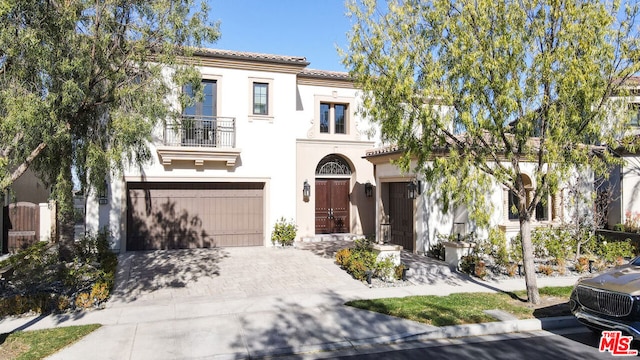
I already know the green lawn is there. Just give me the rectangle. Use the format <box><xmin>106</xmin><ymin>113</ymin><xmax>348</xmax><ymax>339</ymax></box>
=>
<box><xmin>346</xmin><ymin>286</ymin><xmax>573</xmax><ymax>327</ymax></box>
<box><xmin>0</xmin><ymin>324</ymin><xmax>101</xmax><ymax>360</ymax></box>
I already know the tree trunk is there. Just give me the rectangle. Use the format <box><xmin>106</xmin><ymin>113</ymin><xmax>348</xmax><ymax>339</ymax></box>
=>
<box><xmin>520</xmin><ymin>216</ymin><xmax>540</xmax><ymax>304</ymax></box>
<box><xmin>56</xmin><ymin>140</ymin><xmax>75</xmax><ymax>262</ymax></box>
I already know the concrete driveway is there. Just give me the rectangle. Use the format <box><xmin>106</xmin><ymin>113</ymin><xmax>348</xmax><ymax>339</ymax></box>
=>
<box><xmin>108</xmin><ymin>245</ymin><xmax>366</xmax><ymax>307</ymax></box>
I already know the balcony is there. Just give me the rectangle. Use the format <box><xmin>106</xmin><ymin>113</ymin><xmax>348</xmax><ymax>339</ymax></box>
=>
<box><xmin>156</xmin><ymin>116</ymin><xmax>241</xmax><ymax>168</ymax></box>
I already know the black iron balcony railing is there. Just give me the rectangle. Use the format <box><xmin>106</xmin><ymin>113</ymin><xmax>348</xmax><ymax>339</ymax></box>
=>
<box><xmin>164</xmin><ymin>115</ymin><xmax>236</xmax><ymax>148</ymax></box>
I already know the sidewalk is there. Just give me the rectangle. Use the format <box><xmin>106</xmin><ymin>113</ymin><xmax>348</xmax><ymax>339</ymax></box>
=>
<box><xmin>0</xmin><ymin>275</ymin><xmax>582</xmax><ymax>360</ymax></box>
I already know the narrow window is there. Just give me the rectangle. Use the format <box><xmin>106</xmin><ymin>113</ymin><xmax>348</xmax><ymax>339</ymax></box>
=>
<box><xmin>320</xmin><ymin>103</ymin><xmax>330</xmax><ymax>133</ymax></box>
<box><xmin>335</xmin><ymin>104</ymin><xmax>347</xmax><ymax>134</ymax></box>
<box><xmin>253</xmin><ymin>82</ymin><xmax>268</xmax><ymax>115</ymax></box>
<box><xmin>508</xmin><ymin>191</ymin><xmax>519</xmax><ymax>220</ymax></box>
<box><xmin>535</xmin><ymin>201</ymin><xmax>549</xmax><ymax>221</ymax></box>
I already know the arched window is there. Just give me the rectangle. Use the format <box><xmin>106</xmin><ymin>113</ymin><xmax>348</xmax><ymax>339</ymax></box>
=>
<box><xmin>507</xmin><ymin>174</ymin><xmax>550</xmax><ymax>221</ymax></box>
<box><xmin>316</xmin><ymin>155</ymin><xmax>352</xmax><ymax>175</ymax></box>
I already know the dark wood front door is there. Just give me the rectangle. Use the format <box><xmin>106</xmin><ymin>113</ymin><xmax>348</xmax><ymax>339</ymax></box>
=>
<box><xmin>389</xmin><ymin>182</ymin><xmax>414</xmax><ymax>251</ymax></box>
<box><xmin>315</xmin><ymin>179</ymin><xmax>350</xmax><ymax>234</ymax></box>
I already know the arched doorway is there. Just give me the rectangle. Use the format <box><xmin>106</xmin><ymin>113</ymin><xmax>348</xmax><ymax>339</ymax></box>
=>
<box><xmin>315</xmin><ymin>155</ymin><xmax>352</xmax><ymax>234</ymax></box>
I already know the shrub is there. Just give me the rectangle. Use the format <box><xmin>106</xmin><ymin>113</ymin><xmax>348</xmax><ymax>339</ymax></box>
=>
<box><xmin>347</xmin><ymin>258</ymin><xmax>368</xmax><ymax>281</ymax></box>
<box><xmin>477</xmin><ymin>227</ymin><xmax>509</xmax><ymax>267</ymax></box>
<box><xmin>374</xmin><ymin>257</ymin><xmax>395</xmax><ymax>281</ymax></box>
<box><xmin>271</xmin><ymin>217</ymin><xmax>297</xmax><ymax>246</ymax></box>
<box><xmin>0</xmin><ymin>229</ymin><xmax>118</xmax><ymax>316</ymax></box>
<box><xmin>335</xmin><ymin>248</ymin><xmax>352</xmax><ymax>268</ymax></box>
<box><xmin>540</xmin><ymin>227</ymin><xmax>574</xmax><ymax>261</ymax></box>
<box><xmin>459</xmin><ymin>254</ymin><xmax>479</xmax><ymax>275</ymax></box>
<box><xmin>538</xmin><ymin>264</ymin><xmax>554</xmax><ymax>276</ymax></box>
<box><xmin>428</xmin><ymin>242</ymin><xmax>445</xmax><ymax>260</ymax></box>
<box><xmin>335</xmin><ymin>242</ymin><xmax>377</xmax><ymax>281</ymax></box>
<box><xmin>474</xmin><ymin>260</ymin><xmax>487</xmax><ymax>278</ymax></box>
<box><xmin>354</xmin><ymin>237</ymin><xmax>374</xmax><ymax>251</ymax></box>
<box><xmin>335</xmin><ymin>240</ymin><xmax>408</xmax><ymax>283</ymax></box>
<box><xmin>625</xmin><ymin>211</ymin><xmax>640</xmax><ymax>233</ymax></box>
<box><xmin>576</xmin><ymin>256</ymin><xmax>590</xmax><ymax>273</ymax></box>
<box><xmin>506</xmin><ymin>262</ymin><xmax>518</xmax><ymax>277</ymax></box>
<box><xmin>90</xmin><ymin>282</ymin><xmax>110</xmax><ymax>305</ymax></box>
<box><xmin>613</xmin><ymin>223</ymin><xmax>625</xmax><ymax>232</ymax></box>
<box><xmin>75</xmin><ymin>292</ymin><xmax>93</xmax><ymax>309</ymax></box>
<box><xmin>394</xmin><ymin>264</ymin><xmax>408</xmax><ymax>280</ymax></box>
<box><xmin>596</xmin><ymin>239</ymin><xmax>634</xmax><ymax>264</ymax></box>
<box><xmin>508</xmin><ymin>236</ymin><xmax>523</xmax><ymax>264</ymax></box>
<box><xmin>555</xmin><ymin>258</ymin><xmax>567</xmax><ymax>276</ymax></box>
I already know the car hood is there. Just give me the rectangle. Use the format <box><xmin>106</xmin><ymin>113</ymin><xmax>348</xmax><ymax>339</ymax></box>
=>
<box><xmin>579</xmin><ymin>264</ymin><xmax>640</xmax><ymax>295</ymax></box>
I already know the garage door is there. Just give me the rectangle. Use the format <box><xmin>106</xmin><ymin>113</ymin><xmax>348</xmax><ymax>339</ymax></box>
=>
<box><xmin>126</xmin><ymin>182</ymin><xmax>264</xmax><ymax>250</ymax></box>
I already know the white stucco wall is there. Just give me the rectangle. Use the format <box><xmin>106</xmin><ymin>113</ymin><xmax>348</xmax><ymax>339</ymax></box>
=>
<box><xmin>371</xmin><ymin>158</ymin><xmax>594</xmax><ymax>254</ymax></box>
<box><xmin>85</xmin><ymin>59</ymin><xmax>380</xmax><ymax>251</ymax></box>
<box><xmin>622</xmin><ymin>155</ymin><xmax>640</xmax><ymax>224</ymax></box>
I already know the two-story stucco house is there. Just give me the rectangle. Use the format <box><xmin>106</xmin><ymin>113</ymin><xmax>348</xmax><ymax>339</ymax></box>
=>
<box><xmin>83</xmin><ymin>49</ymin><xmax>379</xmax><ymax>252</ymax></box>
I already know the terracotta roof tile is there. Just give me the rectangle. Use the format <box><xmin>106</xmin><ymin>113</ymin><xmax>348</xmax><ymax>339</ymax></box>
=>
<box><xmin>365</xmin><ymin>145</ymin><xmax>401</xmax><ymax>157</ymax></box>
<box><xmin>299</xmin><ymin>68</ymin><xmax>351</xmax><ymax>80</ymax></box>
<box><xmin>193</xmin><ymin>48</ymin><xmax>309</xmax><ymax>65</ymax></box>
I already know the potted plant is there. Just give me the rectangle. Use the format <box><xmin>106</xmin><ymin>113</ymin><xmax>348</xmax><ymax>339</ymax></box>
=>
<box><xmin>271</xmin><ymin>217</ymin><xmax>297</xmax><ymax>247</ymax></box>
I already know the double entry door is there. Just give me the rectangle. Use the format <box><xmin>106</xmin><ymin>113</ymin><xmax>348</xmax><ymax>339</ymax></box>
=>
<box><xmin>315</xmin><ymin>179</ymin><xmax>350</xmax><ymax>234</ymax></box>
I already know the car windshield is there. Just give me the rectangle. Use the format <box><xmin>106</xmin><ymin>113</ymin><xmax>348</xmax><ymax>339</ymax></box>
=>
<box><xmin>632</xmin><ymin>257</ymin><xmax>640</xmax><ymax>266</ymax></box>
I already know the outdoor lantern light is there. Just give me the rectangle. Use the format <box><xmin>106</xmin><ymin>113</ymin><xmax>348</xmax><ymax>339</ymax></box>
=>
<box><xmin>303</xmin><ymin>180</ymin><xmax>311</xmax><ymax>199</ymax></box>
<box><xmin>407</xmin><ymin>180</ymin><xmax>421</xmax><ymax>199</ymax></box>
<box><xmin>364</xmin><ymin>182</ymin><xmax>373</xmax><ymax>198</ymax></box>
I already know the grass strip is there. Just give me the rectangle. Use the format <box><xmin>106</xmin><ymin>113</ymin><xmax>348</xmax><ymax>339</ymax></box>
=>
<box><xmin>346</xmin><ymin>286</ymin><xmax>573</xmax><ymax>327</ymax></box>
<box><xmin>0</xmin><ymin>324</ymin><xmax>101</xmax><ymax>360</ymax></box>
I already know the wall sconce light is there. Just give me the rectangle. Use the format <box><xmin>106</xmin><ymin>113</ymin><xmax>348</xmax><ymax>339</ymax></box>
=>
<box><xmin>407</xmin><ymin>179</ymin><xmax>421</xmax><ymax>200</ymax></box>
<box><xmin>98</xmin><ymin>181</ymin><xmax>108</xmax><ymax>205</ymax></box>
<box><xmin>303</xmin><ymin>180</ymin><xmax>311</xmax><ymax>201</ymax></box>
<box><xmin>364</xmin><ymin>182</ymin><xmax>373</xmax><ymax>198</ymax></box>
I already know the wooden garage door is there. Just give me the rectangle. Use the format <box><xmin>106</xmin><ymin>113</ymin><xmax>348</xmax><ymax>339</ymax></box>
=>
<box><xmin>126</xmin><ymin>182</ymin><xmax>264</xmax><ymax>250</ymax></box>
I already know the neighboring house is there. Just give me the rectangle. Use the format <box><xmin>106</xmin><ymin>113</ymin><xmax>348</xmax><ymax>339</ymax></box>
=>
<box><xmin>1</xmin><ymin>168</ymin><xmax>53</xmax><ymax>253</ymax></box>
<box><xmin>84</xmin><ymin>49</ymin><xmax>379</xmax><ymax>252</ymax></box>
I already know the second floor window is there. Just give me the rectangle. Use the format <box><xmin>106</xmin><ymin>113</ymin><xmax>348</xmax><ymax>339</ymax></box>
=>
<box><xmin>184</xmin><ymin>80</ymin><xmax>217</xmax><ymax>118</ymax></box>
<box><xmin>253</xmin><ymin>82</ymin><xmax>268</xmax><ymax>115</ymax></box>
<box><xmin>320</xmin><ymin>102</ymin><xmax>348</xmax><ymax>134</ymax></box>
<box><xmin>182</xmin><ymin>80</ymin><xmax>217</xmax><ymax>145</ymax></box>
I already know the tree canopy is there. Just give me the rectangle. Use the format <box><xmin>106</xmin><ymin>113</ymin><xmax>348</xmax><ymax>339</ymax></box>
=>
<box><xmin>0</xmin><ymin>0</ymin><xmax>219</xmax><ymax>252</ymax></box>
<box><xmin>344</xmin><ymin>0</ymin><xmax>640</xmax><ymax>303</ymax></box>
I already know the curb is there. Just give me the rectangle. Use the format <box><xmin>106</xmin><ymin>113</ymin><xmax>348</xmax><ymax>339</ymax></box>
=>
<box><xmin>406</xmin><ymin>315</ymin><xmax>580</xmax><ymax>342</ymax></box>
<box><xmin>247</xmin><ymin>316</ymin><xmax>582</xmax><ymax>359</ymax></box>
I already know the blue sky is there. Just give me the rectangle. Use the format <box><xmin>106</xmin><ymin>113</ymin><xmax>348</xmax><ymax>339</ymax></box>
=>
<box><xmin>207</xmin><ymin>1</ymin><xmax>352</xmax><ymax>72</ymax></box>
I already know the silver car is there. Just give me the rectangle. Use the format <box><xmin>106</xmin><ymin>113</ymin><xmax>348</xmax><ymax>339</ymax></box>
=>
<box><xmin>570</xmin><ymin>257</ymin><xmax>640</xmax><ymax>338</ymax></box>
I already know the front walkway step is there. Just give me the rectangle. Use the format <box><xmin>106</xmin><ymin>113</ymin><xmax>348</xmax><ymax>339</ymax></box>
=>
<box><xmin>299</xmin><ymin>234</ymin><xmax>365</xmax><ymax>243</ymax></box>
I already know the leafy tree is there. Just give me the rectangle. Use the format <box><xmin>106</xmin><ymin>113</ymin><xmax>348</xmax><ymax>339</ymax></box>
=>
<box><xmin>0</xmin><ymin>1</ymin><xmax>219</xmax><ymax>259</ymax></box>
<box><xmin>344</xmin><ymin>0</ymin><xmax>639</xmax><ymax>303</ymax></box>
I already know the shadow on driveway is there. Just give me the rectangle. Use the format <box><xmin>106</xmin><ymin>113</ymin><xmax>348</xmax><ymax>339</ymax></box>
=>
<box><xmin>110</xmin><ymin>248</ymin><xmax>229</xmax><ymax>304</ymax></box>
